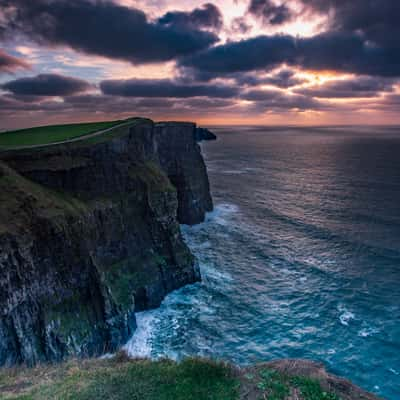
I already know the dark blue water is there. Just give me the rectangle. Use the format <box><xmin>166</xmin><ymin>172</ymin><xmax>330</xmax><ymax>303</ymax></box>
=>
<box><xmin>126</xmin><ymin>126</ymin><xmax>400</xmax><ymax>399</ymax></box>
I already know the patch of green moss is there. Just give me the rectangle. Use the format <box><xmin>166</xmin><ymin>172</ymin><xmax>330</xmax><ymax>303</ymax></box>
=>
<box><xmin>96</xmin><ymin>253</ymin><xmax>167</xmax><ymax>312</ymax></box>
<box><xmin>0</xmin><ymin>163</ymin><xmax>87</xmax><ymax>235</ymax></box>
<box><xmin>43</xmin><ymin>291</ymin><xmax>97</xmax><ymax>349</ymax></box>
<box><xmin>129</xmin><ymin>161</ymin><xmax>175</xmax><ymax>193</ymax></box>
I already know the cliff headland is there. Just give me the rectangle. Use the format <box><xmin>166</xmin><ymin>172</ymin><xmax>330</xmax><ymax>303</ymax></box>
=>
<box><xmin>0</xmin><ymin>118</ymin><xmax>212</xmax><ymax>366</ymax></box>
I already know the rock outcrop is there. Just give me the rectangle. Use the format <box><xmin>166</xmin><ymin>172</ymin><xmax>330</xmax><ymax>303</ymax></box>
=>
<box><xmin>0</xmin><ymin>118</ymin><xmax>213</xmax><ymax>366</ymax></box>
<box><xmin>155</xmin><ymin>122</ymin><xmax>213</xmax><ymax>225</ymax></box>
<box><xmin>195</xmin><ymin>127</ymin><xmax>217</xmax><ymax>142</ymax></box>
<box><xmin>240</xmin><ymin>359</ymin><xmax>381</xmax><ymax>400</ymax></box>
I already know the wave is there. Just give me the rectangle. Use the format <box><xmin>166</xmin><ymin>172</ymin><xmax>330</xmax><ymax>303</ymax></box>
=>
<box><xmin>124</xmin><ymin>257</ymin><xmax>234</xmax><ymax>360</ymax></box>
<box><xmin>182</xmin><ymin>203</ymin><xmax>239</xmax><ymax>232</ymax></box>
<box><xmin>124</xmin><ymin>311</ymin><xmax>158</xmax><ymax>358</ymax></box>
<box><xmin>338</xmin><ymin>304</ymin><xmax>356</xmax><ymax>326</ymax></box>
<box><xmin>357</xmin><ymin>327</ymin><xmax>380</xmax><ymax>338</ymax></box>
<box><xmin>257</xmin><ymin>206</ymin><xmax>400</xmax><ymax>262</ymax></box>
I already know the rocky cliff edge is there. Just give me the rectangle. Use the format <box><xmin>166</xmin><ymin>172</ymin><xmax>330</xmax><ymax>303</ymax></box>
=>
<box><xmin>0</xmin><ymin>118</ymin><xmax>213</xmax><ymax>366</ymax></box>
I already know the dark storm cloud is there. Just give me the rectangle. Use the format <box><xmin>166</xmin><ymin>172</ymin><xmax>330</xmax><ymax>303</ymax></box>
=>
<box><xmin>182</xmin><ymin>97</ymin><xmax>235</xmax><ymax>109</ymax></box>
<box><xmin>300</xmin><ymin>0</ymin><xmax>400</xmax><ymax>48</ymax></box>
<box><xmin>181</xmin><ymin>31</ymin><xmax>400</xmax><ymax>77</ymax></box>
<box><xmin>158</xmin><ymin>3</ymin><xmax>223</xmax><ymax>31</ymax></box>
<box><xmin>0</xmin><ymin>0</ymin><xmax>218</xmax><ymax>64</ymax></box>
<box><xmin>236</xmin><ymin>69</ymin><xmax>307</xmax><ymax>88</ymax></box>
<box><xmin>64</xmin><ymin>94</ymin><xmax>237</xmax><ymax>114</ymax></box>
<box><xmin>295</xmin><ymin>77</ymin><xmax>396</xmax><ymax>99</ymax></box>
<box><xmin>231</xmin><ymin>17</ymin><xmax>251</xmax><ymax>34</ymax></box>
<box><xmin>63</xmin><ymin>94</ymin><xmax>176</xmax><ymax>114</ymax></box>
<box><xmin>0</xmin><ymin>93</ymin><xmax>238</xmax><ymax>122</ymax></box>
<box><xmin>181</xmin><ymin>35</ymin><xmax>297</xmax><ymax>74</ymax></box>
<box><xmin>0</xmin><ymin>94</ymin><xmax>65</xmax><ymax>113</ymax></box>
<box><xmin>2</xmin><ymin>74</ymin><xmax>91</xmax><ymax>96</ymax></box>
<box><xmin>0</xmin><ymin>50</ymin><xmax>30</xmax><ymax>73</ymax></box>
<box><xmin>298</xmin><ymin>0</ymin><xmax>400</xmax><ymax>73</ymax></box>
<box><xmin>180</xmin><ymin>0</ymin><xmax>400</xmax><ymax>79</ymax></box>
<box><xmin>100</xmin><ymin>79</ymin><xmax>239</xmax><ymax>98</ymax></box>
<box><xmin>248</xmin><ymin>0</ymin><xmax>292</xmax><ymax>25</ymax></box>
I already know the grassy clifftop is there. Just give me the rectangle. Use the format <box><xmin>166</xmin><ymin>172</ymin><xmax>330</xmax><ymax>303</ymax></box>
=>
<box><xmin>0</xmin><ymin>117</ymin><xmax>152</xmax><ymax>150</ymax></box>
<box><xmin>0</xmin><ymin>356</ymin><xmax>379</xmax><ymax>400</ymax></box>
<box><xmin>0</xmin><ymin>120</ymin><xmax>122</xmax><ymax>148</ymax></box>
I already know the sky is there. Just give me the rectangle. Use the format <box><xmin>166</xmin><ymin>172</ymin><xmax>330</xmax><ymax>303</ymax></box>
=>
<box><xmin>0</xmin><ymin>0</ymin><xmax>400</xmax><ymax>129</ymax></box>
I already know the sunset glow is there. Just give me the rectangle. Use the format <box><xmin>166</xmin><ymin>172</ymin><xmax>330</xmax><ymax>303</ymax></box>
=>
<box><xmin>0</xmin><ymin>0</ymin><xmax>399</xmax><ymax>129</ymax></box>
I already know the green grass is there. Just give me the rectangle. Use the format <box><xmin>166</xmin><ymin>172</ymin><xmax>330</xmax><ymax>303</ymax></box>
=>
<box><xmin>0</xmin><ymin>358</ymin><xmax>239</xmax><ymax>400</ymax></box>
<box><xmin>0</xmin><ymin>357</ymin><xmax>358</xmax><ymax>400</ymax></box>
<box><xmin>291</xmin><ymin>376</ymin><xmax>340</xmax><ymax>400</ymax></box>
<box><xmin>255</xmin><ymin>368</ymin><xmax>341</xmax><ymax>400</ymax></box>
<box><xmin>0</xmin><ymin>120</ymin><xmax>123</xmax><ymax>148</ymax></box>
<box><xmin>256</xmin><ymin>369</ymin><xmax>290</xmax><ymax>399</ymax></box>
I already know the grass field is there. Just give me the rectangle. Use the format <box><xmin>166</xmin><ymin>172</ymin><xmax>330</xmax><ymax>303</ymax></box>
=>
<box><xmin>0</xmin><ymin>356</ymin><xmax>349</xmax><ymax>400</ymax></box>
<box><xmin>0</xmin><ymin>120</ymin><xmax>122</xmax><ymax>148</ymax></box>
<box><xmin>0</xmin><ymin>357</ymin><xmax>239</xmax><ymax>400</ymax></box>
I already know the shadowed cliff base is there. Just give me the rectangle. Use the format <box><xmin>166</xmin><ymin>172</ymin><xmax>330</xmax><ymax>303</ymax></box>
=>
<box><xmin>0</xmin><ymin>118</ymin><xmax>212</xmax><ymax>366</ymax></box>
<box><xmin>0</xmin><ymin>356</ymin><xmax>381</xmax><ymax>400</ymax></box>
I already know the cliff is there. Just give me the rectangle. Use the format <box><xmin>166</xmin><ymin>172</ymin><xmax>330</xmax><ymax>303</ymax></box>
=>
<box><xmin>0</xmin><ymin>118</ymin><xmax>213</xmax><ymax>366</ymax></box>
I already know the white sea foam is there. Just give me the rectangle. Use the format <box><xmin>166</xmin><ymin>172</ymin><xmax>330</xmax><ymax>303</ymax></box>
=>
<box><xmin>221</xmin><ymin>169</ymin><xmax>246</xmax><ymax>175</ymax></box>
<box><xmin>182</xmin><ymin>203</ymin><xmax>239</xmax><ymax>232</ymax></box>
<box><xmin>338</xmin><ymin>304</ymin><xmax>355</xmax><ymax>326</ymax></box>
<box><xmin>201</xmin><ymin>263</ymin><xmax>233</xmax><ymax>283</ymax></box>
<box><xmin>208</xmin><ymin>203</ymin><xmax>239</xmax><ymax>225</ymax></box>
<box><xmin>389</xmin><ymin>368</ymin><xmax>399</xmax><ymax>375</ymax></box>
<box><xmin>124</xmin><ymin>311</ymin><xmax>158</xmax><ymax>358</ymax></box>
<box><xmin>100</xmin><ymin>353</ymin><xmax>114</xmax><ymax>359</ymax></box>
<box><xmin>358</xmin><ymin>327</ymin><xmax>379</xmax><ymax>337</ymax></box>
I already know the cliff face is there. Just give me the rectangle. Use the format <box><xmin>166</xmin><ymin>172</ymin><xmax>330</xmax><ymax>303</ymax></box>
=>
<box><xmin>0</xmin><ymin>119</ymin><xmax>213</xmax><ymax>366</ymax></box>
<box><xmin>155</xmin><ymin>122</ymin><xmax>213</xmax><ymax>225</ymax></box>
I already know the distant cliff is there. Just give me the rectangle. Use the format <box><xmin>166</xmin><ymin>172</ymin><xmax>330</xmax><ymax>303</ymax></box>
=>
<box><xmin>0</xmin><ymin>118</ymin><xmax>213</xmax><ymax>366</ymax></box>
<box><xmin>195</xmin><ymin>127</ymin><xmax>217</xmax><ymax>142</ymax></box>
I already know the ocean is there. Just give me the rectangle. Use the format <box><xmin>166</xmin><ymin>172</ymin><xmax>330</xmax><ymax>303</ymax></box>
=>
<box><xmin>125</xmin><ymin>126</ymin><xmax>400</xmax><ymax>399</ymax></box>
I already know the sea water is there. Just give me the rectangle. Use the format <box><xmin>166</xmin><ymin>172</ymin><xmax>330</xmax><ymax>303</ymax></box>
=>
<box><xmin>125</xmin><ymin>126</ymin><xmax>400</xmax><ymax>399</ymax></box>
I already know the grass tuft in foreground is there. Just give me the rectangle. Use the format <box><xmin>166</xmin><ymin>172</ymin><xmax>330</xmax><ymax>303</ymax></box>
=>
<box><xmin>0</xmin><ymin>355</ymin><xmax>356</xmax><ymax>400</ymax></box>
<box><xmin>0</xmin><ymin>357</ymin><xmax>239</xmax><ymax>400</ymax></box>
<box><xmin>254</xmin><ymin>368</ymin><xmax>340</xmax><ymax>400</ymax></box>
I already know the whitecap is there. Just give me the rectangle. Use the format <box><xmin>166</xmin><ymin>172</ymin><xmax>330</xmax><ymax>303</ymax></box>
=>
<box><xmin>221</xmin><ymin>170</ymin><xmax>246</xmax><ymax>175</ymax></box>
<box><xmin>338</xmin><ymin>304</ymin><xmax>355</xmax><ymax>326</ymax></box>
<box><xmin>201</xmin><ymin>264</ymin><xmax>234</xmax><ymax>283</ymax></box>
<box><xmin>389</xmin><ymin>368</ymin><xmax>399</xmax><ymax>375</ymax></box>
<box><xmin>358</xmin><ymin>327</ymin><xmax>379</xmax><ymax>337</ymax></box>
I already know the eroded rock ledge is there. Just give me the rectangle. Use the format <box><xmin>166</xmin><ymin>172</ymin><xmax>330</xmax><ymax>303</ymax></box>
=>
<box><xmin>0</xmin><ymin>118</ymin><xmax>213</xmax><ymax>366</ymax></box>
